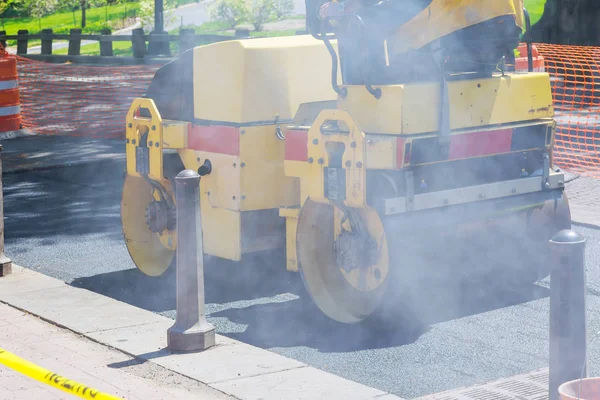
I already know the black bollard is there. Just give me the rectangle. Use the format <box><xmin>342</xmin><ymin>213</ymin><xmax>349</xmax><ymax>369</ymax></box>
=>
<box><xmin>0</xmin><ymin>145</ymin><xmax>12</xmax><ymax>277</ymax></box>
<box><xmin>167</xmin><ymin>169</ymin><xmax>215</xmax><ymax>351</ymax></box>
<box><xmin>548</xmin><ymin>229</ymin><xmax>588</xmax><ymax>400</ymax></box>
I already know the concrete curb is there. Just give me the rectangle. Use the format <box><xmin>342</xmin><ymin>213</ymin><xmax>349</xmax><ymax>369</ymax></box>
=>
<box><xmin>573</xmin><ymin>221</ymin><xmax>600</xmax><ymax>230</ymax></box>
<box><xmin>0</xmin><ymin>265</ymin><xmax>403</xmax><ymax>400</ymax></box>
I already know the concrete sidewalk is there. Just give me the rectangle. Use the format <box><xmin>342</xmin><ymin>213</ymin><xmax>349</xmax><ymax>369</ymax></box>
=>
<box><xmin>0</xmin><ymin>302</ymin><xmax>235</xmax><ymax>400</ymax></box>
<box><xmin>0</xmin><ymin>265</ymin><xmax>564</xmax><ymax>400</ymax></box>
<box><xmin>564</xmin><ymin>173</ymin><xmax>600</xmax><ymax>229</ymax></box>
<box><xmin>0</xmin><ymin>265</ymin><xmax>401</xmax><ymax>400</ymax></box>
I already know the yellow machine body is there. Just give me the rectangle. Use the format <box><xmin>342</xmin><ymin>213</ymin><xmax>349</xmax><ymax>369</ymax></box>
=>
<box><xmin>123</xmin><ymin>35</ymin><xmax>338</xmax><ymax>268</ymax></box>
<box><xmin>121</xmin><ymin>0</ymin><xmax>571</xmax><ymax>324</ymax></box>
<box><xmin>388</xmin><ymin>0</ymin><xmax>525</xmax><ymax>55</ymax></box>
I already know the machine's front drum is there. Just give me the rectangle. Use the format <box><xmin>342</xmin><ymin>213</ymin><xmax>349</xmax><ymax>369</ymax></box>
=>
<box><xmin>121</xmin><ymin>174</ymin><xmax>176</xmax><ymax>277</ymax></box>
<box><xmin>296</xmin><ymin>199</ymin><xmax>390</xmax><ymax>324</ymax></box>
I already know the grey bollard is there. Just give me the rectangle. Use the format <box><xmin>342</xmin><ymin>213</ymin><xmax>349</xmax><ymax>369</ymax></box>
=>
<box><xmin>0</xmin><ymin>144</ymin><xmax>12</xmax><ymax>277</ymax></box>
<box><xmin>549</xmin><ymin>229</ymin><xmax>587</xmax><ymax>400</ymax></box>
<box><xmin>167</xmin><ymin>169</ymin><xmax>215</xmax><ymax>351</ymax></box>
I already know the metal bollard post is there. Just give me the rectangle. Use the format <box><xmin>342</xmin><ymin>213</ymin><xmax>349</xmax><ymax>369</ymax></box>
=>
<box><xmin>548</xmin><ymin>229</ymin><xmax>587</xmax><ymax>400</ymax></box>
<box><xmin>167</xmin><ymin>169</ymin><xmax>215</xmax><ymax>351</ymax></box>
<box><xmin>0</xmin><ymin>144</ymin><xmax>12</xmax><ymax>277</ymax></box>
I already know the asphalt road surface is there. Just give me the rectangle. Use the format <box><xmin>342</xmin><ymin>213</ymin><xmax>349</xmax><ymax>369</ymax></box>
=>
<box><xmin>4</xmin><ymin>159</ymin><xmax>600</xmax><ymax>399</ymax></box>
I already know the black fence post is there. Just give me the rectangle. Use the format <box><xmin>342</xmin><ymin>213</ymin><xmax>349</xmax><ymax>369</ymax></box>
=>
<box><xmin>178</xmin><ymin>28</ymin><xmax>195</xmax><ymax>54</ymax></box>
<box><xmin>131</xmin><ymin>27</ymin><xmax>146</xmax><ymax>59</ymax></box>
<box><xmin>167</xmin><ymin>169</ymin><xmax>215</xmax><ymax>352</ymax></box>
<box><xmin>235</xmin><ymin>28</ymin><xmax>250</xmax><ymax>38</ymax></box>
<box><xmin>548</xmin><ymin>229</ymin><xmax>588</xmax><ymax>400</ymax></box>
<box><xmin>100</xmin><ymin>28</ymin><xmax>113</xmax><ymax>57</ymax></box>
<box><xmin>68</xmin><ymin>28</ymin><xmax>82</xmax><ymax>56</ymax></box>
<box><xmin>40</xmin><ymin>28</ymin><xmax>53</xmax><ymax>55</ymax></box>
<box><xmin>16</xmin><ymin>30</ymin><xmax>28</xmax><ymax>55</ymax></box>
<box><xmin>0</xmin><ymin>145</ymin><xmax>12</xmax><ymax>277</ymax></box>
<box><xmin>0</xmin><ymin>31</ymin><xmax>6</xmax><ymax>50</ymax></box>
<box><xmin>148</xmin><ymin>31</ymin><xmax>171</xmax><ymax>57</ymax></box>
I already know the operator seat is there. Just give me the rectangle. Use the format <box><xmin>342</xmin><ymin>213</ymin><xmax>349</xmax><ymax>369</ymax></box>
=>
<box><xmin>334</xmin><ymin>0</ymin><xmax>525</xmax><ymax>85</ymax></box>
<box><xmin>337</xmin><ymin>0</ymin><xmax>433</xmax><ymax>85</ymax></box>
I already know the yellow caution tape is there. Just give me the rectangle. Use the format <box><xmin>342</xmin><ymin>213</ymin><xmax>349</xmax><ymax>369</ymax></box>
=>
<box><xmin>0</xmin><ymin>347</ymin><xmax>123</xmax><ymax>400</ymax></box>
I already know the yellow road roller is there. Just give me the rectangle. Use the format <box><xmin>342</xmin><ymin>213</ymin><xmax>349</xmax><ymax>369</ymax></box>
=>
<box><xmin>121</xmin><ymin>0</ymin><xmax>571</xmax><ymax>325</ymax></box>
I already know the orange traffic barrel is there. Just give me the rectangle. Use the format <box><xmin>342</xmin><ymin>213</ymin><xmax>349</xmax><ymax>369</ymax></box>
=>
<box><xmin>559</xmin><ymin>377</ymin><xmax>600</xmax><ymax>400</ymax></box>
<box><xmin>515</xmin><ymin>43</ymin><xmax>545</xmax><ymax>73</ymax></box>
<box><xmin>0</xmin><ymin>54</ymin><xmax>21</xmax><ymax>132</ymax></box>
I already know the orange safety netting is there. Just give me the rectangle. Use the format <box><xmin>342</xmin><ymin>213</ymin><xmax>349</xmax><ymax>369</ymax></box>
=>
<box><xmin>535</xmin><ymin>43</ymin><xmax>600</xmax><ymax>178</ymax></box>
<box><xmin>8</xmin><ymin>43</ymin><xmax>600</xmax><ymax>178</ymax></box>
<box><xmin>15</xmin><ymin>55</ymin><xmax>161</xmax><ymax>139</ymax></box>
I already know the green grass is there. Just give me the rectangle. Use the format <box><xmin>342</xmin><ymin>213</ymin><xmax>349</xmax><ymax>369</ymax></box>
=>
<box><xmin>1</xmin><ymin>2</ymin><xmax>140</xmax><ymax>34</ymax></box>
<box><xmin>524</xmin><ymin>0</ymin><xmax>546</xmax><ymax>26</ymax></box>
<box><xmin>54</xmin><ymin>40</ymin><xmax>134</xmax><ymax>56</ymax></box>
<box><xmin>250</xmin><ymin>29</ymin><xmax>299</xmax><ymax>37</ymax></box>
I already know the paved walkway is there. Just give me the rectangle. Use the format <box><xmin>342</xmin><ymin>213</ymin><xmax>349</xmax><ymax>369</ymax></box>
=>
<box><xmin>564</xmin><ymin>174</ymin><xmax>600</xmax><ymax>228</ymax></box>
<box><xmin>0</xmin><ymin>265</ymin><xmax>401</xmax><ymax>400</ymax></box>
<box><xmin>0</xmin><ymin>302</ymin><xmax>234</xmax><ymax>400</ymax></box>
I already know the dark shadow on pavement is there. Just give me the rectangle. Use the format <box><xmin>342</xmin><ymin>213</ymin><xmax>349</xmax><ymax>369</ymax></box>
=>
<box><xmin>3</xmin><ymin>160</ymin><xmax>126</xmax><ymax>240</ymax></box>
<box><xmin>69</xmin><ymin>250</ymin><xmax>302</xmax><ymax>313</ymax></box>
<box><xmin>107</xmin><ymin>349</ymin><xmax>174</xmax><ymax>369</ymax></box>
<box><xmin>73</xmin><ymin>245</ymin><xmax>549</xmax><ymax>353</ymax></box>
<box><xmin>211</xmin><ymin>278</ymin><xmax>549</xmax><ymax>353</ymax></box>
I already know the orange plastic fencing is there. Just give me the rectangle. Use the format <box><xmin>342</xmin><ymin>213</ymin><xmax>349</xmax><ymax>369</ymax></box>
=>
<box><xmin>8</xmin><ymin>43</ymin><xmax>600</xmax><ymax>178</ymax></box>
<box><xmin>536</xmin><ymin>43</ymin><xmax>600</xmax><ymax>178</ymax></box>
<box><xmin>15</xmin><ymin>55</ymin><xmax>161</xmax><ymax>139</ymax></box>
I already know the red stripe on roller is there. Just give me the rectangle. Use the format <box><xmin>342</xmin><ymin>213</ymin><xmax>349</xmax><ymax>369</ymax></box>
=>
<box><xmin>285</xmin><ymin>130</ymin><xmax>308</xmax><ymax>161</ymax></box>
<box><xmin>449</xmin><ymin>129</ymin><xmax>513</xmax><ymax>160</ymax></box>
<box><xmin>396</xmin><ymin>137</ymin><xmax>405</xmax><ymax>167</ymax></box>
<box><xmin>188</xmin><ymin>125</ymin><xmax>240</xmax><ymax>156</ymax></box>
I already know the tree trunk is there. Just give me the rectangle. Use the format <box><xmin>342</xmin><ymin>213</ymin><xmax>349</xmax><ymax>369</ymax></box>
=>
<box><xmin>81</xmin><ymin>0</ymin><xmax>87</xmax><ymax>28</ymax></box>
<box><xmin>530</xmin><ymin>0</ymin><xmax>600</xmax><ymax>46</ymax></box>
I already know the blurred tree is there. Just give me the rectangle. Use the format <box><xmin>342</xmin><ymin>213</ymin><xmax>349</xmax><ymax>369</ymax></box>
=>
<box><xmin>530</xmin><ymin>0</ymin><xmax>600</xmax><ymax>45</ymax></box>
<box><xmin>247</xmin><ymin>0</ymin><xmax>275</xmax><ymax>31</ymax></box>
<box><xmin>0</xmin><ymin>1</ymin><xmax>8</xmax><ymax>29</ymax></box>
<box><xmin>22</xmin><ymin>0</ymin><xmax>58</xmax><ymax>29</ymax></box>
<box><xmin>208</xmin><ymin>0</ymin><xmax>248</xmax><ymax>29</ymax></box>
<box><xmin>273</xmin><ymin>0</ymin><xmax>293</xmax><ymax>19</ymax></box>
<box><xmin>139</xmin><ymin>0</ymin><xmax>176</xmax><ymax>31</ymax></box>
<box><xmin>56</xmin><ymin>0</ymin><xmax>79</xmax><ymax>26</ymax></box>
<box><xmin>80</xmin><ymin>0</ymin><xmax>86</xmax><ymax>27</ymax></box>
